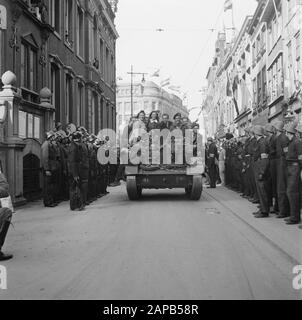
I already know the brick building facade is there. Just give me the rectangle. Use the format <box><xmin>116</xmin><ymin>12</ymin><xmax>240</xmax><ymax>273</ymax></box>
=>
<box><xmin>0</xmin><ymin>0</ymin><xmax>118</xmax><ymax>204</ymax></box>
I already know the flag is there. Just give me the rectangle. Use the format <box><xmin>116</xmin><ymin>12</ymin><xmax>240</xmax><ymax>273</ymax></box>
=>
<box><xmin>160</xmin><ymin>77</ymin><xmax>171</xmax><ymax>87</ymax></box>
<box><xmin>168</xmin><ymin>85</ymin><xmax>181</xmax><ymax>93</ymax></box>
<box><xmin>151</xmin><ymin>68</ymin><xmax>160</xmax><ymax>77</ymax></box>
<box><xmin>226</xmin><ymin>73</ymin><xmax>233</xmax><ymax>97</ymax></box>
<box><xmin>224</xmin><ymin>0</ymin><xmax>233</xmax><ymax>12</ymax></box>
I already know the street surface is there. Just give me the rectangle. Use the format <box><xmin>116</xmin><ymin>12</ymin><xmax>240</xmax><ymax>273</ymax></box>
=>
<box><xmin>0</xmin><ymin>185</ymin><xmax>301</xmax><ymax>300</ymax></box>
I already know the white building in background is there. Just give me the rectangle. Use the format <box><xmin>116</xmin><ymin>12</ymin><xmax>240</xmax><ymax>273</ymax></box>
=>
<box><xmin>116</xmin><ymin>81</ymin><xmax>189</xmax><ymax>128</ymax></box>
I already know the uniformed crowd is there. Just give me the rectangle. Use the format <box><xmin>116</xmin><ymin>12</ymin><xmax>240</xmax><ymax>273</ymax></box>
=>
<box><xmin>206</xmin><ymin>121</ymin><xmax>302</xmax><ymax>229</ymax></box>
<box><xmin>41</xmin><ymin>124</ymin><xmax>115</xmax><ymax>212</ymax></box>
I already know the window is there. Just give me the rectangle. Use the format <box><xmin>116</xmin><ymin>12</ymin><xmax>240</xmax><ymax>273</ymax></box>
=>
<box><xmin>262</xmin><ymin>67</ymin><xmax>267</xmax><ymax>104</ymax></box>
<box><xmin>268</xmin><ymin>55</ymin><xmax>284</xmax><ymax>104</ymax></box>
<box><xmin>93</xmin><ymin>17</ymin><xmax>98</xmax><ymax>63</ymax></box>
<box><xmin>77</xmin><ymin>5</ymin><xmax>84</xmax><ymax>57</ymax></box>
<box><xmin>77</xmin><ymin>83</ymin><xmax>84</xmax><ymax>126</ymax></box>
<box><xmin>91</xmin><ymin>92</ymin><xmax>96</xmax><ymax>134</ymax></box>
<box><xmin>50</xmin><ymin>0</ymin><xmax>60</xmax><ymax>34</ymax></box>
<box><xmin>99</xmin><ymin>39</ymin><xmax>104</xmax><ymax>76</ymax></box>
<box><xmin>18</xmin><ymin>111</ymin><xmax>41</xmax><ymax>140</ymax></box>
<box><xmin>65</xmin><ymin>74</ymin><xmax>73</xmax><ymax>124</ymax></box>
<box><xmin>64</xmin><ymin>0</ymin><xmax>73</xmax><ymax>46</ymax></box>
<box><xmin>105</xmin><ymin>47</ymin><xmax>109</xmax><ymax>82</ymax></box>
<box><xmin>125</xmin><ymin>102</ymin><xmax>131</xmax><ymax>114</ymax></box>
<box><xmin>88</xmin><ymin>89</ymin><xmax>92</xmax><ymax>130</ymax></box>
<box><xmin>111</xmin><ymin>54</ymin><xmax>114</xmax><ymax>86</ymax></box>
<box><xmin>51</xmin><ymin>64</ymin><xmax>60</xmax><ymax>122</ymax></box>
<box><xmin>20</xmin><ymin>41</ymin><xmax>38</xmax><ymax>91</ymax></box>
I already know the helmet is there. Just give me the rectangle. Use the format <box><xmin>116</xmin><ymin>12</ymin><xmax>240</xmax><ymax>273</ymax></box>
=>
<box><xmin>254</xmin><ymin>125</ymin><xmax>264</xmax><ymax>137</ymax></box>
<box><xmin>46</xmin><ymin>131</ymin><xmax>55</xmax><ymax>140</ymax></box>
<box><xmin>273</xmin><ymin>121</ymin><xmax>284</xmax><ymax>132</ymax></box>
<box><xmin>265</xmin><ymin>124</ymin><xmax>275</xmax><ymax>134</ymax></box>
<box><xmin>285</xmin><ymin>123</ymin><xmax>297</xmax><ymax>135</ymax></box>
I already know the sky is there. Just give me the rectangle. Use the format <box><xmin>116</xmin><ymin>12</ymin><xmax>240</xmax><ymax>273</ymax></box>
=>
<box><xmin>115</xmin><ymin>0</ymin><xmax>258</xmax><ymax>122</ymax></box>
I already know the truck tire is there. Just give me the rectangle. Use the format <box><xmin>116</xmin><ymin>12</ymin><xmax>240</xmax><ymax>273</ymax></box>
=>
<box><xmin>190</xmin><ymin>176</ymin><xmax>203</xmax><ymax>200</ymax></box>
<box><xmin>127</xmin><ymin>177</ymin><xmax>141</xmax><ymax>200</ymax></box>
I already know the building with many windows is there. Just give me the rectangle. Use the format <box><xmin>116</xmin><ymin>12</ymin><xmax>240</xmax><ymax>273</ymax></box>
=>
<box><xmin>202</xmin><ymin>0</ymin><xmax>302</xmax><ymax>138</ymax></box>
<box><xmin>116</xmin><ymin>81</ymin><xmax>189</xmax><ymax>131</ymax></box>
<box><xmin>0</xmin><ymin>0</ymin><xmax>118</xmax><ymax>204</ymax></box>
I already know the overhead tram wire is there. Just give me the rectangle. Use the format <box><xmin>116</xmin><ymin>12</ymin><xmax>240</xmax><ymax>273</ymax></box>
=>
<box><xmin>182</xmin><ymin>6</ymin><xmax>224</xmax><ymax>89</ymax></box>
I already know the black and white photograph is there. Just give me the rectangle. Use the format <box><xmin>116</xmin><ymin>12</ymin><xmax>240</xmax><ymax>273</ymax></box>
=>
<box><xmin>0</xmin><ymin>0</ymin><xmax>302</xmax><ymax>305</ymax></box>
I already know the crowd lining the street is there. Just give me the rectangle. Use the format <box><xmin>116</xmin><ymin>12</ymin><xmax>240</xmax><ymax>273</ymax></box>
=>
<box><xmin>2</xmin><ymin>111</ymin><xmax>302</xmax><ymax>262</ymax></box>
<box><xmin>205</xmin><ymin>121</ymin><xmax>302</xmax><ymax>229</ymax></box>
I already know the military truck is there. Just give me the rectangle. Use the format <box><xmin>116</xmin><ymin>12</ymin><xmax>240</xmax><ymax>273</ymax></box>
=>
<box><xmin>125</xmin><ymin>159</ymin><xmax>204</xmax><ymax>201</ymax></box>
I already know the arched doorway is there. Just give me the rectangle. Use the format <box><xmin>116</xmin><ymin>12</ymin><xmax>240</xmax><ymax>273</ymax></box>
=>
<box><xmin>23</xmin><ymin>153</ymin><xmax>41</xmax><ymax>201</ymax></box>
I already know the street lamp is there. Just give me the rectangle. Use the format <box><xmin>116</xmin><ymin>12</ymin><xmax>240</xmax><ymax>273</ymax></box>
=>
<box><xmin>127</xmin><ymin>65</ymin><xmax>148</xmax><ymax>117</ymax></box>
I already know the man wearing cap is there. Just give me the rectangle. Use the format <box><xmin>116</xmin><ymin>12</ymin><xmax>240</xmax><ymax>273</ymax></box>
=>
<box><xmin>284</xmin><ymin>123</ymin><xmax>302</xmax><ymax>225</ymax></box>
<box><xmin>207</xmin><ymin>137</ymin><xmax>219</xmax><ymax>188</ymax></box>
<box><xmin>171</xmin><ymin>113</ymin><xmax>183</xmax><ymax>130</ymax></box>
<box><xmin>242</xmin><ymin>127</ymin><xmax>253</xmax><ymax>199</ymax></box>
<box><xmin>68</xmin><ymin>131</ymin><xmax>85</xmax><ymax>211</ymax></box>
<box><xmin>160</xmin><ymin>114</ymin><xmax>173</xmax><ymax>131</ymax></box>
<box><xmin>273</xmin><ymin>120</ymin><xmax>290</xmax><ymax>219</ymax></box>
<box><xmin>88</xmin><ymin>135</ymin><xmax>98</xmax><ymax>203</ymax></box>
<box><xmin>245</xmin><ymin>127</ymin><xmax>258</xmax><ymax>203</ymax></box>
<box><xmin>265</xmin><ymin>124</ymin><xmax>278</xmax><ymax>213</ymax></box>
<box><xmin>41</xmin><ymin>131</ymin><xmax>57</xmax><ymax>207</ymax></box>
<box><xmin>253</xmin><ymin>125</ymin><xmax>270</xmax><ymax>218</ymax></box>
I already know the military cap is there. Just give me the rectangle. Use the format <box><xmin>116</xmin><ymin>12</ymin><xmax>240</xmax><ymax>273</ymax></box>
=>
<box><xmin>173</xmin><ymin>113</ymin><xmax>182</xmax><ymax>120</ymax></box>
<box><xmin>265</xmin><ymin>124</ymin><xmax>275</xmax><ymax>134</ymax></box>
<box><xmin>46</xmin><ymin>131</ymin><xmax>55</xmax><ymax>140</ymax></box>
<box><xmin>272</xmin><ymin>120</ymin><xmax>284</xmax><ymax>132</ymax></box>
<box><xmin>207</xmin><ymin>137</ymin><xmax>214</xmax><ymax>142</ymax></box>
<box><xmin>285</xmin><ymin>123</ymin><xmax>297</xmax><ymax>135</ymax></box>
<box><xmin>72</xmin><ymin>131</ymin><xmax>82</xmax><ymax>140</ymax></box>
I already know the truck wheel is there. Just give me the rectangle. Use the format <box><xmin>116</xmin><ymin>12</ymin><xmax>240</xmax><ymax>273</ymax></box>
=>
<box><xmin>190</xmin><ymin>176</ymin><xmax>203</xmax><ymax>200</ymax></box>
<box><xmin>127</xmin><ymin>177</ymin><xmax>141</xmax><ymax>200</ymax></box>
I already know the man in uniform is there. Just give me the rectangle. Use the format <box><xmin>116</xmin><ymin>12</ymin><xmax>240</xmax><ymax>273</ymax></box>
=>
<box><xmin>207</xmin><ymin>137</ymin><xmax>219</xmax><ymax>188</ymax></box>
<box><xmin>249</xmin><ymin>127</ymin><xmax>260</xmax><ymax>204</ymax></box>
<box><xmin>88</xmin><ymin>134</ymin><xmax>98</xmax><ymax>203</ymax></box>
<box><xmin>265</xmin><ymin>124</ymin><xmax>278</xmax><ymax>214</ymax></box>
<box><xmin>0</xmin><ymin>169</ymin><xmax>13</xmax><ymax>261</ymax></box>
<box><xmin>296</xmin><ymin>123</ymin><xmax>302</xmax><ymax>230</ymax></box>
<box><xmin>68</xmin><ymin>131</ymin><xmax>85</xmax><ymax>211</ymax></box>
<box><xmin>253</xmin><ymin>125</ymin><xmax>270</xmax><ymax>218</ymax></box>
<box><xmin>79</xmin><ymin>128</ymin><xmax>90</xmax><ymax>206</ymax></box>
<box><xmin>273</xmin><ymin>121</ymin><xmax>290</xmax><ymax>219</ymax></box>
<box><xmin>160</xmin><ymin>114</ymin><xmax>173</xmax><ymax>131</ymax></box>
<box><xmin>41</xmin><ymin>131</ymin><xmax>57</xmax><ymax>207</ymax></box>
<box><xmin>284</xmin><ymin>123</ymin><xmax>302</xmax><ymax>225</ymax></box>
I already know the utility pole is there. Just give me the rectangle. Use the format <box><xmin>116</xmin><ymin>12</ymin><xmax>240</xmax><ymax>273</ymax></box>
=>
<box><xmin>127</xmin><ymin>66</ymin><xmax>147</xmax><ymax>117</ymax></box>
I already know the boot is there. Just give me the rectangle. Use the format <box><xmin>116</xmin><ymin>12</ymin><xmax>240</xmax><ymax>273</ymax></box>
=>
<box><xmin>0</xmin><ymin>251</ymin><xmax>13</xmax><ymax>261</ymax></box>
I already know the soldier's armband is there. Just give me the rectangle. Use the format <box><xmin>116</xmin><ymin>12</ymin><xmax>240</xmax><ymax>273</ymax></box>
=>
<box><xmin>283</xmin><ymin>147</ymin><xmax>289</xmax><ymax>153</ymax></box>
<box><xmin>298</xmin><ymin>155</ymin><xmax>302</xmax><ymax>161</ymax></box>
<box><xmin>261</xmin><ymin>153</ymin><xmax>269</xmax><ymax>159</ymax></box>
